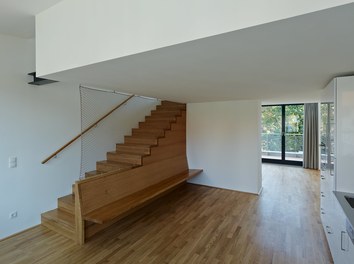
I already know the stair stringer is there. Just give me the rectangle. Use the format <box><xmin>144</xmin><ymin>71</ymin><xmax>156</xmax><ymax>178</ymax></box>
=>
<box><xmin>83</xmin><ymin>109</ymin><xmax>187</xmax><ymax>240</ymax></box>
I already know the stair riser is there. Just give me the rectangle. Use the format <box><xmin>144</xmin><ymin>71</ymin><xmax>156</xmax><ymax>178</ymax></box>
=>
<box><xmin>139</xmin><ymin>122</ymin><xmax>171</xmax><ymax>129</ymax></box>
<box><xmin>145</xmin><ymin>116</ymin><xmax>176</xmax><ymax>122</ymax></box>
<box><xmin>156</xmin><ymin>105</ymin><xmax>186</xmax><ymax>111</ymax></box>
<box><xmin>132</xmin><ymin>130</ymin><xmax>165</xmax><ymax>137</ymax></box>
<box><xmin>151</xmin><ymin>111</ymin><xmax>181</xmax><ymax>117</ymax></box>
<box><xmin>96</xmin><ymin>163</ymin><xmax>131</xmax><ymax>172</ymax></box>
<box><xmin>107</xmin><ymin>153</ymin><xmax>142</xmax><ymax>165</ymax></box>
<box><xmin>41</xmin><ymin>217</ymin><xmax>75</xmax><ymax>241</ymax></box>
<box><xmin>116</xmin><ymin>145</ymin><xmax>151</xmax><ymax>155</ymax></box>
<box><xmin>161</xmin><ymin>101</ymin><xmax>186</xmax><ymax>107</ymax></box>
<box><xmin>41</xmin><ymin>210</ymin><xmax>75</xmax><ymax>241</ymax></box>
<box><xmin>125</xmin><ymin>137</ymin><xmax>158</xmax><ymax>145</ymax></box>
<box><xmin>58</xmin><ymin>200</ymin><xmax>74</xmax><ymax>215</ymax></box>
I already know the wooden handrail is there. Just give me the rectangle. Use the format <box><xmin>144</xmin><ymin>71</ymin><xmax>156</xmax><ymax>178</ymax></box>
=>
<box><xmin>42</xmin><ymin>94</ymin><xmax>135</xmax><ymax>164</ymax></box>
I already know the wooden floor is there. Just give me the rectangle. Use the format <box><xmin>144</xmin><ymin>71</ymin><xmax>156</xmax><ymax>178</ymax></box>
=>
<box><xmin>0</xmin><ymin>164</ymin><xmax>332</xmax><ymax>264</ymax></box>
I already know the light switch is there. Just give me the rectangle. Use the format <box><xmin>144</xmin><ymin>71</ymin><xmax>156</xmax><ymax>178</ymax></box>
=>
<box><xmin>9</xmin><ymin>157</ymin><xmax>17</xmax><ymax>168</ymax></box>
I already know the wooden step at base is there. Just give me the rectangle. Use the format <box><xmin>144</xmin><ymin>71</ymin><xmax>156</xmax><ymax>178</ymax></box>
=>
<box><xmin>96</xmin><ymin>160</ymin><xmax>136</xmax><ymax>172</ymax></box>
<box><xmin>85</xmin><ymin>170</ymin><xmax>104</xmax><ymax>178</ymax></box>
<box><xmin>125</xmin><ymin>136</ymin><xmax>158</xmax><ymax>145</ymax></box>
<box><xmin>41</xmin><ymin>209</ymin><xmax>75</xmax><ymax>241</ymax></box>
<box><xmin>116</xmin><ymin>144</ymin><xmax>151</xmax><ymax>155</ymax></box>
<box><xmin>107</xmin><ymin>152</ymin><xmax>144</xmax><ymax>165</ymax></box>
<box><xmin>58</xmin><ymin>194</ymin><xmax>75</xmax><ymax>214</ymax></box>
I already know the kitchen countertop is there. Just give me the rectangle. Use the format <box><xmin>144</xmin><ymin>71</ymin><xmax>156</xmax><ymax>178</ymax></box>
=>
<box><xmin>334</xmin><ymin>191</ymin><xmax>354</xmax><ymax>228</ymax></box>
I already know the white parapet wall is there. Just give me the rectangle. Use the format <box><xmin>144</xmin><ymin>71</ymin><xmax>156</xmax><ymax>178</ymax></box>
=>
<box><xmin>36</xmin><ymin>0</ymin><xmax>353</xmax><ymax>77</ymax></box>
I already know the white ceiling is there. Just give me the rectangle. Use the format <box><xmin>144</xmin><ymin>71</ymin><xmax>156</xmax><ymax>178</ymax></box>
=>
<box><xmin>1</xmin><ymin>1</ymin><xmax>353</xmax><ymax>103</ymax></box>
<box><xmin>44</xmin><ymin>3</ymin><xmax>354</xmax><ymax>104</ymax></box>
<box><xmin>0</xmin><ymin>0</ymin><xmax>62</xmax><ymax>38</ymax></box>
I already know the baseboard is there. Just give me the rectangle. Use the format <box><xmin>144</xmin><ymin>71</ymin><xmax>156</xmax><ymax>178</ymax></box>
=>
<box><xmin>0</xmin><ymin>225</ymin><xmax>40</xmax><ymax>242</ymax></box>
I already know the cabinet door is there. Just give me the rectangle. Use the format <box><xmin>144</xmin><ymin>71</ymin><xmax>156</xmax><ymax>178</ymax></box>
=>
<box><xmin>346</xmin><ymin>237</ymin><xmax>354</xmax><ymax>262</ymax></box>
<box><xmin>336</xmin><ymin>77</ymin><xmax>354</xmax><ymax>192</ymax></box>
<box><xmin>332</xmin><ymin>198</ymin><xmax>353</xmax><ymax>264</ymax></box>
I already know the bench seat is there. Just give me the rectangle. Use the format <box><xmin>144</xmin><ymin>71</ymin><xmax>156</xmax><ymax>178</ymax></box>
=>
<box><xmin>83</xmin><ymin>169</ymin><xmax>203</xmax><ymax>224</ymax></box>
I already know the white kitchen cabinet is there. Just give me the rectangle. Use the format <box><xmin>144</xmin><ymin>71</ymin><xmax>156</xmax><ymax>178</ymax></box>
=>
<box><xmin>320</xmin><ymin>76</ymin><xmax>354</xmax><ymax>264</ymax></box>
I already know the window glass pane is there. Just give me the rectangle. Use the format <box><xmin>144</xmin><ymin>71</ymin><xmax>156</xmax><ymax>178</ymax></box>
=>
<box><xmin>261</xmin><ymin>106</ymin><xmax>282</xmax><ymax>160</ymax></box>
<box><xmin>285</xmin><ymin>105</ymin><xmax>304</xmax><ymax>161</ymax></box>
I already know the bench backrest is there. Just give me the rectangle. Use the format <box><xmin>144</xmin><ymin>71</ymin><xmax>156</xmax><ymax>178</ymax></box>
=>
<box><xmin>76</xmin><ymin>155</ymin><xmax>188</xmax><ymax>215</ymax></box>
<box><xmin>75</xmin><ymin>111</ymin><xmax>188</xmax><ymax>216</ymax></box>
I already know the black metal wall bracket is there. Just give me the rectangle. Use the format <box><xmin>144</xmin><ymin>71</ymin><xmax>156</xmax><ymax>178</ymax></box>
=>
<box><xmin>28</xmin><ymin>72</ymin><xmax>58</xmax><ymax>86</ymax></box>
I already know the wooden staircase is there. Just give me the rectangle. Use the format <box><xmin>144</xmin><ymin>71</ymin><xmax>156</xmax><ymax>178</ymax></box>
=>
<box><xmin>41</xmin><ymin>101</ymin><xmax>202</xmax><ymax>243</ymax></box>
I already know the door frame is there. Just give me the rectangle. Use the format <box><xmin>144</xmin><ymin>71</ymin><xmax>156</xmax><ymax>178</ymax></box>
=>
<box><xmin>262</xmin><ymin>104</ymin><xmax>304</xmax><ymax>166</ymax></box>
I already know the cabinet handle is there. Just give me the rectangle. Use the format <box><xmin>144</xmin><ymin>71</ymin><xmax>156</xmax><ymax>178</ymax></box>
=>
<box><xmin>341</xmin><ymin>231</ymin><xmax>348</xmax><ymax>251</ymax></box>
<box><xmin>326</xmin><ymin>226</ymin><xmax>332</xmax><ymax>234</ymax></box>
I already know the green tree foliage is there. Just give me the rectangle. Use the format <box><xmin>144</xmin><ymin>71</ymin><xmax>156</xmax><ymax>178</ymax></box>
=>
<box><xmin>262</xmin><ymin>105</ymin><xmax>304</xmax><ymax>153</ymax></box>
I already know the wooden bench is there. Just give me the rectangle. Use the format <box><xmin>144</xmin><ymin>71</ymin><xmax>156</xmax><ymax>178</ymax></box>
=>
<box><xmin>74</xmin><ymin>155</ymin><xmax>202</xmax><ymax>244</ymax></box>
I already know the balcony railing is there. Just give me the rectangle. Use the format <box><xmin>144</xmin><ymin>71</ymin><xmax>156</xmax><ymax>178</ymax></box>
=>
<box><xmin>261</xmin><ymin>133</ymin><xmax>303</xmax><ymax>161</ymax></box>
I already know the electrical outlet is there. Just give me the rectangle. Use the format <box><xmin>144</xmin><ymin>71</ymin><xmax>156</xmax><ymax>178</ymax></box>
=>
<box><xmin>9</xmin><ymin>211</ymin><xmax>18</xmax><ymax>219</ymax></box>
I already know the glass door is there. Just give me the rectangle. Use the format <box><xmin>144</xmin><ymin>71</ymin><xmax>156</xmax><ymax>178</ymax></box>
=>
<box><xmin>320</xmin><ymin>103</ymin><xmax>335</xmax><ymax>176</ymax></box>
<box><xmin>262</xmin><ymin>104</ymin><xmax>304</xmax><ymax>166</ymax></box>
<box><xmin>261</xmin><ymin>106</ymin><xmax>282</xmax><ymax>160</ymax></box>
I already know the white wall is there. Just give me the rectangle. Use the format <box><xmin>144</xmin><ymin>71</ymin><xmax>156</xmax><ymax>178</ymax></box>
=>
<box><xmin>187</xmin><ymin>100</ymin><xmax>262</xmax><ymax>194</ymax></box>
<box><xmin>79</xmin><ymin>88</ymin><xmax>159</xmax><ymax>177</ymax></box>
<box><xmin>0</xmin><ymin>35</ymin><xmax>158</xmax><ymax>239</ymax></box>
<box><xmin>0</xmin><ymin>35</ymin><xmax>81</xmax><ymax>239</ymax></box>
<box><xmin>36</xmin><ymin>0</ymin><xmax>354</xmax><ymax>76</ymax></box>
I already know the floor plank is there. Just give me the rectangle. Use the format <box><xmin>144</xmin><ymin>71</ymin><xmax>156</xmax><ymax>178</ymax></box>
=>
<box><xmin>0</xmin><ymin>164</ymin><xmax>333</xmax><ymax>263</ymax></box>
